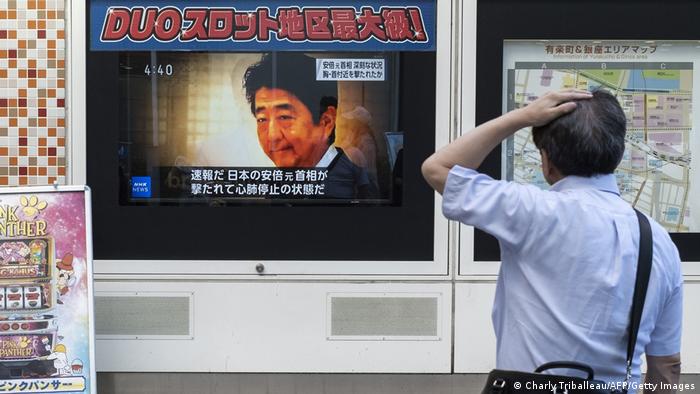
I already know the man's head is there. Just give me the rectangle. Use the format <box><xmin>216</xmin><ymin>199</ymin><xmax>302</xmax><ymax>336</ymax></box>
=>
<box><xmin>532</xmin><ymin>89</ymin><xmax>627</xmax><ymax>184</ymax></box>
<box><xmin>243</xmin><ymin>53</ymin><xmax>338</xmax><ymax>167</ymax></box>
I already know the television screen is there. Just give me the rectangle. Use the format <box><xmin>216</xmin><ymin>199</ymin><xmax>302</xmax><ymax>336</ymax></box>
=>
<box><xmin>118</xmin><ymin>51</ymin><xmax>402</xmax><ymax>205</ymax></box>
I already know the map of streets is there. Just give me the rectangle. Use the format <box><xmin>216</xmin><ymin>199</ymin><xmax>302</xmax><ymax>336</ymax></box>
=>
<box><xmin>504</xmin><ymin>62</ymin><xmax>694</xmax><ymax>232</ymax></box>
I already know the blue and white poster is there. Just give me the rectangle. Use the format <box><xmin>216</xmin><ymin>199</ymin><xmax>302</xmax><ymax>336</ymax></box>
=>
<box><xmin>90</xmin><ymin>0</ymin><xmax>436</xmax><ymax>51</ymax></box>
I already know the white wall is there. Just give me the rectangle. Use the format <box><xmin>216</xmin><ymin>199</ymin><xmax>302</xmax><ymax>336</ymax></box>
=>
<box><xmin>95</xmin><ymin>281</ymin><xmax>454</xmax><ymax>373</ymax></box>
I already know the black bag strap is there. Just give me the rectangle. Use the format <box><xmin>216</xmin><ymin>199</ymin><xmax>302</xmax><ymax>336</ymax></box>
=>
<box><xmin>535</xmin><ymin>361</ymin><xmax>595</xmax><ymax>380</ymax></box>
<box><xmin>623</xmin><ymin>209</ymin><xmax>653</xmax><ymax>392</ymax></box>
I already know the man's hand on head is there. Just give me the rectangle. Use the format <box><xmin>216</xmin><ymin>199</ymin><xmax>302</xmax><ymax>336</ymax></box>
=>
<box><xmin>422</xmin><ymin>89</ymin><xmax>593</xmax><ymax>194</ymax></box>
<box><xmin>513</xmin><ymin>89</ymin><xmax>593</xmax><ymax>128</ymax></box>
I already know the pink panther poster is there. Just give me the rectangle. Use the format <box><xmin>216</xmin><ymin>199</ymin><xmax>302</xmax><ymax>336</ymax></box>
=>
<box><xmin>0</xmin><ymin>187</ymin><xmax>95</xmax><ymax>394</ymax></box>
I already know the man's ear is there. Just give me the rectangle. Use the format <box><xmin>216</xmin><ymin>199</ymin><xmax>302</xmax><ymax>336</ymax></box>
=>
<box><xmin>319</xmin><ymin>106</ymin><xmax>337</xmax><ymax>135</ymax></box>
<box><xmin>540</xmin><ymin>149</ymin><xmax>563</xmax><ymax>185</ymax></box>
<box><xmin>540</xmin><ymin>149</ymin><xmax>550</xmax><ymax>176</ymax></box>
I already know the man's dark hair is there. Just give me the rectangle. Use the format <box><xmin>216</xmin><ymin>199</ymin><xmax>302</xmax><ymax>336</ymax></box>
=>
<box><xmin>243</xmin><ymin>53</ymin><xmax>338</xmax><ymax>143</ymax></box>
<box><xmin>532</xmin><ymin>89</ymin><xmax>627</xmax><ymax>177</ymax></box>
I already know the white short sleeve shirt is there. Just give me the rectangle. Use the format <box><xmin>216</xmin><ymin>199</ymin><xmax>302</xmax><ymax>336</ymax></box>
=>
<box><xmin>443</xmin><ymin>165</ymin><xmax>683</xmax><ymax>384</ymax></box>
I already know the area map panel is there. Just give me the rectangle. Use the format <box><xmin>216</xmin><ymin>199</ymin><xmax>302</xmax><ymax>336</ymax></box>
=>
<box><xmin>505</xmin><ymin>62</ymin><xmax>694</xmax><ymax>232</ymax></box>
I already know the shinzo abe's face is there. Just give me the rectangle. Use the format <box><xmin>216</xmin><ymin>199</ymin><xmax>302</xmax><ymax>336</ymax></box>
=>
<box><xmin>254</xmin><ymin>87</ymin><xmax>335</xmax><ymax>167</ymax></box>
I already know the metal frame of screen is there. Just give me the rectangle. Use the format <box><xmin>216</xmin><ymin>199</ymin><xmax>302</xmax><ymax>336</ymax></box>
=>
<box><xmin>84</xmin><ymin>0</ymin><xmax>452</xmax><ymax>275</ymax></box>
<box><xmin>466</xmin><ymin>0</ymin><xmax>700</xmax><ymax>273</ymax></box>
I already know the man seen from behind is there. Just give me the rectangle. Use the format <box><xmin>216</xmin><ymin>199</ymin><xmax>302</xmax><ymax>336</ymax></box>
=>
<box><xmin>422</xmin><ymin>89</ymin><xmax>683</xmax><ymax>393</ymax></box>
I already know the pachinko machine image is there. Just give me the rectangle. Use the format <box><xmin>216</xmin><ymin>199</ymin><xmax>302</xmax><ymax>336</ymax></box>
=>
<box><xmin>0</xmin><ymin>190</ymin><xmax>93</xmax><ymax>393</ymax></box>
<box><xmin>0</xmin><ymin>237</ymin><xmax>62</xmax><ymax>379</ymax></box>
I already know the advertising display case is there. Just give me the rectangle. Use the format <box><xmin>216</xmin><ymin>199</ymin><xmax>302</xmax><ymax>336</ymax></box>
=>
<box><xmin>86</xmin><ymin>0</ymin><xmax>452</xmax><ymax>276</ymax></box>
<box><xmin>456</xmin><ymin>1</ymin><xmax>700</xmax><ymax>375</ymax></box>
<box><xmin>461</xmin><ymin>0</ymin><xmax>700</xmax><ymax>275</ymax></box>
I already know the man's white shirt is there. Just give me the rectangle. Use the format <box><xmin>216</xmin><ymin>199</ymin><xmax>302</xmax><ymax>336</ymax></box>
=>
<box><xmin>316</xmin><ymin>145</ymin><xmax>338</xmax><ymax>167</ymax></box>
<box><xmin>442</xmin><ymin>165</ymin><xmax>683</xmax><ymax>385</ymax></box>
